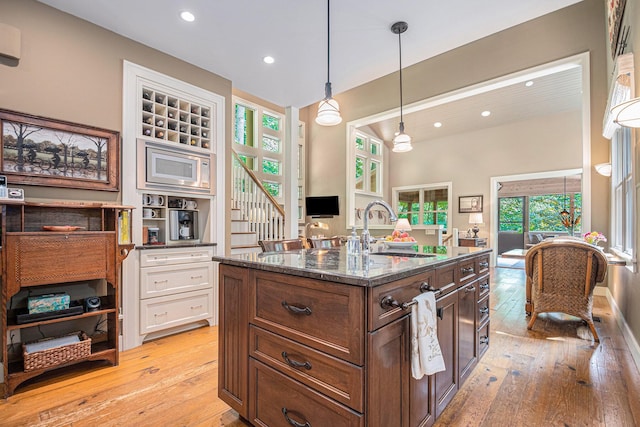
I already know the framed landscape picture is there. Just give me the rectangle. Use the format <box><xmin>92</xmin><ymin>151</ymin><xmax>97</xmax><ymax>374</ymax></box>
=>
<box><xmin>0</xmin><ymin>109</ymin><xmax>119</xmax><ymax>191</ymax></box>
<box><xmin>459</xmin><ymin>195</ymin><xmax>483</xmax><ymax>213</ymax></box>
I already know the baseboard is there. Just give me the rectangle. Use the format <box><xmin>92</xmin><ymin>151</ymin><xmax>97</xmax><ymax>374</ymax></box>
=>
<box><xmin>601</xmin><ymin>287</ymin><xmax>640</xmax><ymax>373</ymax></box>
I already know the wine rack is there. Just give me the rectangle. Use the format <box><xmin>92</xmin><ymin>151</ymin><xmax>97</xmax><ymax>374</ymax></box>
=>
<box><xmin>141</xmin><ymin>87</ymin><xmax>212</xmax><ymax>150</ymax></box>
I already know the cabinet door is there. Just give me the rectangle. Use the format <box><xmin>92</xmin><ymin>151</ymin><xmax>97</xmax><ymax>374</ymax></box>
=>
<box><xmin>458</xmin><ymin>282</ymin><xmax>478</xmax><ymax>385</ymax></box>
<box><xmin>368</xmin><ymin>316</ymin><xmax>435</xmax><ymax>427</ymax></box>
<box><xmin>218</xmin><ymin>264</ymin><xmax>249</xmax><ymax>418</ymax></box>
<box><xmin>434</xmin><ymin>290</ymin><xmax>458</xmax><ymax>418</ymax></box>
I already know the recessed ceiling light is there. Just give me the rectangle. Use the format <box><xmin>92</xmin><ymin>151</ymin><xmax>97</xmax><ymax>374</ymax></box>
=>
<box><xmin>263</xmin><ymin>56</ymin><xmax>275</xmax><ymax>64</ymax></box>
<box><xmin>481</xmin><ymin>110</ymin><xmax>491</xmax><ymax>117</ymax></box>
<box><xmin>434</xmin><ymin>122</ymin><xmax>442</xmax><ymax>128</ymax></box>
<box><xmin>525</xmin><ymin>80</ymin><xmax>534</xmax><ymax>87</ymax></box>
<box><xmin>180</xmin><ymin>11</ymin><xmax>195</xmax><ymax>22</ymax></box>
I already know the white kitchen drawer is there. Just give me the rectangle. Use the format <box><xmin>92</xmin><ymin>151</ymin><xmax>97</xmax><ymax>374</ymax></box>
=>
<box><xmin>140</xmin><ymin>246</ymin><xmax>213</xmax><ymax>267</ymax></box>
<box><xmin>140</xmin><ymin>261</ymin><xmax>212</xmax><ymax>299</ymax></box>
<box><xmin>140</xmin><ymin>288</ymin><xmax>213</xmax><ymax>334</ymax></box>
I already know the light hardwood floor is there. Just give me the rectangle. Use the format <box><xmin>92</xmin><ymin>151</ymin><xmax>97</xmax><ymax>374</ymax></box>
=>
<box><xmin>1</xmin><ymin>267</ymin><xmax>639</xmax><ymax>426</ymax></box>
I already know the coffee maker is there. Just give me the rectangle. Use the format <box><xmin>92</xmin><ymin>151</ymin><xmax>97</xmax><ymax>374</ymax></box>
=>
<box><xmin>169</xmin><ymin>210</ymin><xmax>198</xmax><ymax>241</ymax></box>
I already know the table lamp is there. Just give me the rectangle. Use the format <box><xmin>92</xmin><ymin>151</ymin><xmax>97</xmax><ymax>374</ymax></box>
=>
<box><xmin>394</xmin><ymin>218</ymin><xmax>412</xmax><ymax>232</ymax></box>
<box><xmin>469</xmin><ymin>213</ymin><xmax>483</xmax><ymax>238</ymax></box>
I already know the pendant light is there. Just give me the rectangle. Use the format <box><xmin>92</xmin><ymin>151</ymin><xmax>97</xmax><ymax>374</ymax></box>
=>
<box><xmin>391</xmin><ymin>21</ymin><xmax>412</xmax><ymax>153</ymax></box>
<box><xmin>559</xmin><ymin>176</ymin><xmax>570</xmax><ymax>219</ymax></box>
<box><xmin>315</xmin><ymin>0</ymin><xmax>342</xmax><ymax>126</ymax></box>
<box><xmin>611</xmin><ymin>97</ymin><xmax>640</xmax><ymax>127</ymax></box>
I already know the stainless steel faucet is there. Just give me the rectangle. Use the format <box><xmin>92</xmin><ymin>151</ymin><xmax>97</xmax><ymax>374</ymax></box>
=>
<box><xmin>361</xmin><ymin>200</ymin><xmax>398</xmax><ymax>254</ymax></box>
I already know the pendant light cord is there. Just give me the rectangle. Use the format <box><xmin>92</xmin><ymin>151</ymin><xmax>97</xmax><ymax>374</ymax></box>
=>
<box><xmin>397</xmin><ymin>27</ymin><xmax>404</xmax><ymax>129</ymax></box>
<box><xmin>325</xmin><ymin>0</ymin><xmax>331</xmax><ymax>99</ymax></box>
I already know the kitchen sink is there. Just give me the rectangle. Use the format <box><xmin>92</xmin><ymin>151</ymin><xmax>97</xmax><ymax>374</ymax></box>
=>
<box><xmin>371</xmin><ymin>251</ymin><xmax>437</xmax><ymax>258</ymax></box>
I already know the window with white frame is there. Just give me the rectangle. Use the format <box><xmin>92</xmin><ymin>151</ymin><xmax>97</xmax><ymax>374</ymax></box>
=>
<box><xmin>393</xmin><ymin>183</ymin><xmax>452</xmax><ymax>232</ymax></box>
<box><xmin>233</xmin><ymin>98</ymin><xmax>285</xmax><ymax>200</ymax></box>
<box><xmin>610</xmin><ymin>126</ymin><xmax>634</xmax><ymax>257</ymax></box>
<box><xmin>354</xmin><ymin>132</ymin><xmax>383</xmax><ymax>195</ymax></box>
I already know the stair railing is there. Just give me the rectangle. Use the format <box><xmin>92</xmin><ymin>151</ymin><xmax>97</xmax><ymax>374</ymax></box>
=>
<box><xmin>232</xmin><ymin>151</ymin><xmax>286</xmax><ymax>243</ymax></box>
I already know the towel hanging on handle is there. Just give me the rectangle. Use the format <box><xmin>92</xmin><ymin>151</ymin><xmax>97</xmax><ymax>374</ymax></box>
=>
<box><xmin>411</xmin><ymin>291</ymin><xmax>446</xmax><ymax>379</ymax></box>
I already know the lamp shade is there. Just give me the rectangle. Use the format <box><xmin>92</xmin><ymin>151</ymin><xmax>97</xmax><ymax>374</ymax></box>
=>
<box><xmin>468</xmin><ymin>213</ymin><xmax>483</xmax><ymax>224</ymax></box>
<box><xmin>316</xmin><ymin>97</ymin><xmax>342</xmax><ymax>126</ymax></box>
<box><xmin>392</xmin><ymin>131</ymin><xmax>413</xmax><ymax>152</ymax></box>
<box><xmin>594</xmin><ymin>162</ymin><xmax>612</xmax><ymax>177</ymax></box>
<box><xmin>611</xmin><ymin>97</ymin><xmax>640</xmax><ymax>128</ymax></box>
<box><xmin>394</xmin><ymin>218</ymin><xmax>412</xmax><ymax>231</ymax></box>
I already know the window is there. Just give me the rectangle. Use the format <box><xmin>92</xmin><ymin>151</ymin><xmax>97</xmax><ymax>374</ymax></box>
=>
<box><xmin>353</xmin><ymin>131</ymin><xmax>383</xmax><ymax>195</ymax></box>
<box><xmin>393</xmin><ymin>183</ymin><xmax>451</xmax><ymax>231</ymax></box>
<box><xmin>233</xmin><ymin>97</ymin><xmax>285</xmax><ymax>200</ymax></box>
<box><xmin>499</xmin><ymin>197</ymin><xmax>524</xmax><ymax>232</ymax></box>
<box><xmin>611</xmin><ymin>126</ymin><xmax>634</xmax><ymax>257</ymax></box>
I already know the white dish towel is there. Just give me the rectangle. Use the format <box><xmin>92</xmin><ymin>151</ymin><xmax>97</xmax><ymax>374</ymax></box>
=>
<box><xmin>411</xmin><ymin>291</ymin><xmax>446</xmax><ymax>379</ymax></box>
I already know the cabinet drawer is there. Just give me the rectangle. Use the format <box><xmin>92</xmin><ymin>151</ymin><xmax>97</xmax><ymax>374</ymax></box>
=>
<box><xmin>478</xmin><ymin>322</ymin><xmax>490</xmax><ymax>358</ymax></box>
<box><xmin>250</xmin><ymin>326</ymin><xmax>364</xmax><ymax>412</ymax></box>
<box><xmin>477</xmin><ymin>274</ymin><xmax>490</xmax><ymax>299</ymax></box>
<box><xmin>250</xmin><ymin>270</ymin><xmax>365</xmax><ymax>365</ymax></box>
<box><xmin>434</xmin><ymin>262</ymin><xmax>458</xmax><ymax>298</ymax></box>
<box><xmin>140</xmin><ymin>288</ymin><xmax>212</xmax><ymax>333</ymax></box>
<box><xmin>139</xmin><ymin>247</ymin><xmax>212</xmax><ymax>267</ymax></box>
<box><xmin>249</xmin><ymin>359</ymin><xmax>364</xmax><ymax>427</ymax></box>
<box><xmin>476</xmin><ymin>254</ymin><xmax>490</xmax><ymax>276</ymax></box>
<box><xmin>140</xmin><ymin>261</ymin><xmax>212</xmax><ymax>299</ymax></box>
<box><xmin>369</xmin><ymin>270</ymin><xmax>435</xmax><ymax>331</ymax></box>
<box><xmin>477</xmin><ymin>294</ymin><xmax>490</xmax><ymax>326</ymax></box>
<box><xmin>457</xmin><ymin>258</ymin><xmax>477</xmax><ymax>286</ymax></box>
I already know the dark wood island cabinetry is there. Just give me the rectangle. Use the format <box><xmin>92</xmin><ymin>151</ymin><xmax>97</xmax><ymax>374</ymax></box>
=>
<box><xmin>216</xmin><ymin>246</ymin><xmax>491</xmax><ymax>426</ymax></box>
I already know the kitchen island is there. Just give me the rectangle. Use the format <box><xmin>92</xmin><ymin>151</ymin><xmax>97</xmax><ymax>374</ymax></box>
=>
<box><xmin>214</xmin><ymin>245</ymin><xmax>491</xmax><ymax>427</ymax></box>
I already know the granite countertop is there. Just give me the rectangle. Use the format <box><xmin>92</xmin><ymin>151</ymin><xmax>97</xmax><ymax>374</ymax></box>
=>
<box><xmin>213</xmin><ymin>245</ymin><xmax>491</xmax><ymax>287</ymax></box>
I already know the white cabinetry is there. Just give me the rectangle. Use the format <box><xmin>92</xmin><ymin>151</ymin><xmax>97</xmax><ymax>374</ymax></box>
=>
<box><xmin>139</xmin><ymin>246</ymin><xmax>215</xmax><ymax>340</ymax></box>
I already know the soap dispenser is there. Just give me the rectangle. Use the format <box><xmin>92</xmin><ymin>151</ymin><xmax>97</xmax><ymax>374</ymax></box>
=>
<box><xmin>347</xmin><ymin>227</ymin><xmax>361</xmax><ymax>255</ymax></box>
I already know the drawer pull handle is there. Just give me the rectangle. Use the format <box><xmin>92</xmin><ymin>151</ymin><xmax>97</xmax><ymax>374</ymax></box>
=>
<box><xmin>281</xmin><ymin>301</ymin><xmax>312</xmax><ymax>316</ymax></box>
<box><xmin>154</xmin><ymin>279</ymin><xmax>168</xmax><ymax>284</ymax></box>
<box><xmin>154</xmin><ymin>312</ymin><xmax>168</xmax><ymax>317</ymax></box>
<box><xmin>191</xmin><ymin>305</ymin><xmax>203</xmax><ymax>310</ymax></box>
<box><xmin>480</xmin><ymin>282</ymin><xmax>489</xmax><ymax>290</ymax></box>
<box><xmin>282</xmin><ymin>352</ymin><xmax>312</xmax><ymax>370</ymax></box>
<box><xmin>479</xmin><ymin>307</ymin><xmax>489</xmax><ymax>315</ymax></box>
<box><xmin>479</xmin><ymin>261</ymin><xmax>489</xmax><ymax>268</ymax></box>
<box><xmin>480</xmin><ymin>335</ymin><xmax>489</xmax><ymax>344</ymax></box>
<box><xmin>191</xmin><ymin>275</ymin><xmax>203</xmax><ymax>279</ymax></box>
<box><xmin>461</xmin><ymin>267</ymin><xmax>474</xmax><ymax>275</ymax></box>
<box><xmin>465</xmin><ymin>286</ymin><xmax>476</xmax><ymax>293</ymax></box>
<box><xmin>380</xmin><ymin>285</ymin><xmax>442</xmax><ymax>311</ymax></box>
<box><xmin>282</xmin><ymin>408</ymin><xmax>311</xmax><ymax>427</ymax></box>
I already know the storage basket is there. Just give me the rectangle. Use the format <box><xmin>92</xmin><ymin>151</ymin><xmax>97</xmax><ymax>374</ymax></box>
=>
<box><xmin>23</xmin><ymin>331</ymin><xmax>91</xmax><ymax>372</ymax></box>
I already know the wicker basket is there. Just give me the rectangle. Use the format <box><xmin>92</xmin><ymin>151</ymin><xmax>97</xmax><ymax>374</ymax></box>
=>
<box><xmin>23</xmin><ymin>331</ymin><xmax>91</xmax><ymax>372</ymax></box>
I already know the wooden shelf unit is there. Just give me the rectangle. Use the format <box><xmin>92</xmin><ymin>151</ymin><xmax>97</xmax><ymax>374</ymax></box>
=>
<box><xmin>0</xmin><ymin>201</ymin><xmax>134</xmax><ymax>397</ymax></box>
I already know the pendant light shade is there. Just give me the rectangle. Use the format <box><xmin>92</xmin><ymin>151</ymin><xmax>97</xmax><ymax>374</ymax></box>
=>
<box><xmin>315</xmin><ymin>0</ymin><xmax>342</xmax><ymax>126</ymax></box>
<box><xmin>611</xmin><ymin>97</ymin><xmax>640</xmax><ymax>128</ymax></box>
<box><xmin>391</xmin><ymin>21</ymin><xmax>412</xmax><ymax>153</ymax></box>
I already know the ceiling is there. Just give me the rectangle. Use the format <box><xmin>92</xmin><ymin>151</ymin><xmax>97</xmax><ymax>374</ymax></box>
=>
<box><xmin>37</xmin><ymin>0</ymin><xmax>582</xmax><ymax>110</ymax></box>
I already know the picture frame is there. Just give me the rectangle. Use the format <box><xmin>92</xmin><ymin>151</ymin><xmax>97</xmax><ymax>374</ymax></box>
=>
<box><xmin>459</xmin><ymin>195</ymin><xmax>483</xmax><ymax>213</ymax></box>
<box><xmin>0</xmin><ymin>109</ymin><xmax>119</xmax><ymax>191</ymax></box>
<box><xmin>608</xmin><ymin>0</ymin><xmax>627</xmax><ymax>60</ymax></box>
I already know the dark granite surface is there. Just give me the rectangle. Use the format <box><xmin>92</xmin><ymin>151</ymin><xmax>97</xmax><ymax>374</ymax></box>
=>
<box><xmin>213</xmin><ymin>245</ymin><xmax>492</xmax><ymax>287</ymax></box>
<box><xmin>135</xmin><ymin>242</ymin><xmax>217</xmax><ymax>250</ymax></box>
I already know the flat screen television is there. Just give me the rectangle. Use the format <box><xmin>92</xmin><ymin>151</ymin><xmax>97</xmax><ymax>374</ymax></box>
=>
<box><xmin>305</xmin><ymin>195</ymin><xmax>339</xmax><ymax>217</ymax></box>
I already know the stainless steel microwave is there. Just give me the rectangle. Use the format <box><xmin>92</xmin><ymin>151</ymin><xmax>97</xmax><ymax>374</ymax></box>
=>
<box><xmin>137</xmin><ymin>139</ymin><xmax>214</xmax><ymax>195</ymax></box>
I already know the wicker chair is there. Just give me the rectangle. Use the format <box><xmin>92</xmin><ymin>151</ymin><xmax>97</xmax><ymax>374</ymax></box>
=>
<box><xmin>258</xmin><ymin>238</ymin><xmax>304</xmax><ymax>253</ymax></box>
<box><xmin>525</xmin><ymin>238</ymin><xmax>607</xmax><ymax>341</ymax></box>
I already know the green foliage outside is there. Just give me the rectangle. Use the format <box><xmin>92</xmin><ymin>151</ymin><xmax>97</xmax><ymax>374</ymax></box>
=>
<box><xmin>262</xmin><ymin>113</ymin><xmax>280</xmax><ymax>131</ymax></box>
<box><xmin>499</xmin><ymin>194</ymin><xmax>582</xmax><ymax>233</ymax></box>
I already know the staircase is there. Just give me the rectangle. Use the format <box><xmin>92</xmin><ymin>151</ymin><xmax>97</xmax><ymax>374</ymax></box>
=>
<box><xmin>230</xmin><ymin>151</ymin><xmax>286</xmax><ymax>255</ymax></box>
<box><xmin>230</xmin><ymin>208</ymin><xmax>262</xmax><ymax>254</ymax></box>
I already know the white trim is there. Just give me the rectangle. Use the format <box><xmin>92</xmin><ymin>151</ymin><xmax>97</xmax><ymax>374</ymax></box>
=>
<box><xmin>598</xmin><ymin>286</ymin><xmax>640</xmax><ymax>374</ymax></box>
